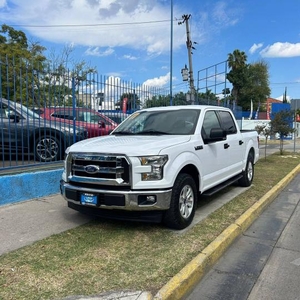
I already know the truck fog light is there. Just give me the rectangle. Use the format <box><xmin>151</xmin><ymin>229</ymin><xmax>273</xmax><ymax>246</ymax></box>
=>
<box><xmin>138</xmin><ymin>195</ymin><xmax>157</xmax><ymax>206</ymax></box>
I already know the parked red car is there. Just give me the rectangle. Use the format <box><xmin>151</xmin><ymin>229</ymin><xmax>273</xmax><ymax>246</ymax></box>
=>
<box><xmin>39</xmin><ymin>107</ymin><xmax>118</xmax><ymax>138</ymax></box>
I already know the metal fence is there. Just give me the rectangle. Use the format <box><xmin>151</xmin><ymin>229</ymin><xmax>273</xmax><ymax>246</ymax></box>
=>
<box><xmin>0</xmin><ymin>55</ymin><xmax>240</xmax><ymax>171</ymax></box>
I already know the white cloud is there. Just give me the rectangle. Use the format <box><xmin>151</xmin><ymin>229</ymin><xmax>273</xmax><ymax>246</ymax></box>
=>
<box><xmin>143</xmin><ymin>73</ymin><xmax>170</xmax><ymax>88</ymax></box>
<box><xmin>123</xmin><ymin>54</ymin><xmax>138</xmax><ymax>60</ymax></box>
<box><xmin>85</xmin><ymin>47</ymin><xmax>114</xmax><ymax>57</ymax></box>
<box><xmin>0</xmin><ymin>0</ymin><xmax>243</xmax><ymax>58</ymax></box>
<box><xmin>0</xmin><ymin>0</ymin><xmax>186</xmax><ymax>55</ymax></box>
<box><xmin>212</xmin><ymin>2</ymin><xmax>239</xmax><ymax>27</ymax></box>
<box><xmin>0</xmin><ymin>0</ymin><xmax>7</xmax><ymax>8</ymax></box>
<box><xmin>249</xmin><ymin>43</ymin><xmax>263</xmax><ymax>54</ymax></box>
<box><xmin>260</xmin><ymin>42</ymin><xmax>300</xmax><ymax>58</ymax></box>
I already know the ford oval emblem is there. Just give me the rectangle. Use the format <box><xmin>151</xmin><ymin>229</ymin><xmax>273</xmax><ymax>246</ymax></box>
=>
<box><xmin>84</xmin><ymin>165</ymin><xmax>100</xmax><ymax>174</ymax></box>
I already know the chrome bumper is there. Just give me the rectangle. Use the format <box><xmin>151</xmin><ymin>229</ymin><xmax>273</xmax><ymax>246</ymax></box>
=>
<box><xmin>60</xmin><ymin>180</ymin><xmax>172</xmax><ymax>211</ymax></box>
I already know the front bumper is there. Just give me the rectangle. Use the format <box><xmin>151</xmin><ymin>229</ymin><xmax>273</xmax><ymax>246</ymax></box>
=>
<box><xmin>60</xmin><ymin>180</ymin><xmax>172</xmax><ymax>211</ymax></box>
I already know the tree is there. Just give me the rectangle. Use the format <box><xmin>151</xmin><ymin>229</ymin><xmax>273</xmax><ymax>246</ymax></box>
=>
<box><xmin>173</xmin><ymin>92</ymin><xmax>189</xmax><ymax>105</ymax></box>
<box><xmin>238</xmin><ymin>61</ymin><xmax>271</xmax><ymax>111</ymax></box>
<box><xmin>255</xmin><ymin>123</ymin><xmax>272</xmax><ymax>160</ymax></box>
<box><xmin>0</xmin><ymin>24</ymin><xmax>47</xmax><ymax>105</ymax></box>
<box><xmin>283</xmin><ymin>87</ymin><xmax>287</xmax><ymax>103</ymax></box>
<box><xmin>197</xmin><ymin>89</ymin><xmax>218</xmax><ymax>104</ymax></box>
<box><xmin>44</xmin><ymin>45</ymin><xmax>96</xmax><ymax>107</ymax></box>
<box><xmin>144</xmin><ymin>92</ymin><xmax>188</xmax><ymax>108</ymax></box>
<box><xmin>144</xmin><ymin>95</ymin><xmax>169</xmax><ymax>108</ymax></box>
<box><xmin>226</xmin><ymin>49</ymin><xmax>248</xmax><ymax>104</ymax></box>
<box><xmin>222</xmin><ymin>88</ymin><xmax>231</xmax><ymax>96</ymax></box>
<box><xmin>0</xmin><ymin>30</ymin><xmax>97</xmax><ymax>107</ymax></box>
<box><xmin>116</xmin><ymin>92</ymin><xmax>141</xmax><ymax>112</ymax></box>
<box><xmin>270</xmin><ymin>110</ymin><xmax>295</xmax><ymax>155</ymax></box>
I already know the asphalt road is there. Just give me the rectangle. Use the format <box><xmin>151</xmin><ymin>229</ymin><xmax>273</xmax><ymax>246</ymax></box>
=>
<box><xmin>185</xmin><ymin>172</ymin><xmax>300</xmax><ymax>300</ymax></box>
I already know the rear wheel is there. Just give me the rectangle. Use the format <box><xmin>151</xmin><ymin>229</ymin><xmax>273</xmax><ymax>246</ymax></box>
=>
<box><xmin>163</xmin><ymin>173</ymin><xmax>197</xmax><ymax>230</ymax></box>
<box><xmin>34</xmin><ymin>135</ymin><xmax>61</xmax><ymax>162</ymax></box>
<box><xmin>238</xmin><ymin>153</ymin><xmax>254</xmax><ymax>187</ymax></box>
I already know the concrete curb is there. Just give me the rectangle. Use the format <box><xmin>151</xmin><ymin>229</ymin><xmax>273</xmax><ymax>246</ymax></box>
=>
<box><xmin>0</xmin><ymin>169</ymin><xmax>63</xmax><ymax>206</ymax></box>
<box><xmin>153</xmin><ymin>163</ymin><xmax>300</xmax><ymax>300</ymax></box>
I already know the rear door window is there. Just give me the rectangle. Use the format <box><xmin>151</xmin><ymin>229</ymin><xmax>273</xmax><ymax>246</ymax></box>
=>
<box><xmin>218</xmin><ymin>111</ymin><xmax>237</xmax><ymax>134</ymax></box>
<box><xmin>51</xmin><ymin>110</ymin><xmax>74</xmax><ymax>120</ymax></box>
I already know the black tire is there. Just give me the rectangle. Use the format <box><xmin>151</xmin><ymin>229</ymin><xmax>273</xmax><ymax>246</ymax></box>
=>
<box><xmin>238</xmin><ymin>153</ymin><xmax>254</xmax><ymax>187</ymax></box>
<box><xmin>34</xmin><ymin>135</ymin><xmax>61</xmax><ymax>162</ymax></box>
<box><xmin>163</xmin><ymin>173</ymin><xmax>197</xmax><ymax>230</ymax></box>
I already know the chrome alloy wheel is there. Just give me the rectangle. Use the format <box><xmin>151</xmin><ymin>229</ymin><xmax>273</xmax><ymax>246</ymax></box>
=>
<box><xmin>36</xmin><ymin>137</ymin><xmax>59</xmax><ymax>161</ymax></box>
<box><xmin>179</xmin><ymin>184</ymin><xmax>194</xmax><ymax>219</ymax></box>
<box><xmin>247</xmin><ymin>159</ymin><xmax>253</xmax><ymax>181</ymax></box>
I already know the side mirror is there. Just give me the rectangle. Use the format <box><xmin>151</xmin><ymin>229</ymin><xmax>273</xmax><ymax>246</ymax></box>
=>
<box><xmin>9</xmin><ymin>114</ymin><xmax>20</xmax><ymax>123</ymax></box>
<box><xmin>98</xmin><ymin>120</ymin><xmax>106</xmax><ymax>128</ymax></box>
<box><xmin>203</xmin><ymin>127</ymin><xmax>226</xmax><ymax>144</ymax></box>
<box><xmin>209</xmin><ymin>128</ymin><xmax>226</xmax><ymax>141</ymax></box>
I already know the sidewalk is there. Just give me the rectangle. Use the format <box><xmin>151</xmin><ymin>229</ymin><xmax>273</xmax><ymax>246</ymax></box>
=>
<box><xmin>0</xmin><ymin>195</ymin><xmax>94</xmax><ymax>256</ymax></box>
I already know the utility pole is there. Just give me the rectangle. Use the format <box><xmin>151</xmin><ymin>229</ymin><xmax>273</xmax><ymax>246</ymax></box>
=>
<box><xmin>179</xmin><ymin>14</ymin><xmax>196</xmax><ymax>104</ymax></box>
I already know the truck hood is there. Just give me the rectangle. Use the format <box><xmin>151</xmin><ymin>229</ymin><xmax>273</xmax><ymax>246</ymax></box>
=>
<box><xmin>69</xmin><ymin>135</ymin><xmax>191</xmax><ymax>156</ymax></box>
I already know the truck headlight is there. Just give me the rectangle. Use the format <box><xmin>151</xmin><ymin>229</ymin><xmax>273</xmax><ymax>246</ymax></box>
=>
<box><xmin>64</xmin><ymin>147</ymin><xmax>70</xmax><ymax>169</ymax></box>
<box><xmin>138</xmin><ymin>155</ymin><xmax>168</xmax><ymax>181</ymax></box>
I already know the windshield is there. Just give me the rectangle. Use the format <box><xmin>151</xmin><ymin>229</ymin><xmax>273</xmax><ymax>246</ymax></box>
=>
<box><xmin>16</xmin><ymin>103</ymin><xmax>41</xmax><ymax>119</ymax></box>
<box><xmin>112</xmin><ymin>109</ymin><xmax>200</xmax><ymax>135</ymax></box>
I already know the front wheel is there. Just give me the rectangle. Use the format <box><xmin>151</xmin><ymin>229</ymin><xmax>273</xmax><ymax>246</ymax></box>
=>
<box><xmin>238</xmin><ymin>153</ymin><xmax>254</xmax><ymax>187</ymax></box>
<box><xmin>34</xmin><ymin>135</ymin><xmax>61</xmax><ymax>162</ymax></box>
<box><xmin>163</xmin><ymin>173</ymin><xmax>197</xmax><ymax>230</ymax></box>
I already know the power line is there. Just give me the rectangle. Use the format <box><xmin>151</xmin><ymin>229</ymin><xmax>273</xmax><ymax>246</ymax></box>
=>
<box><xmin>270</xmin><ymin>82</ymin><xmax>300</xmax><ymax>85</ymax></box>
<box><xmin>8</xmin><ymin>19</ymin><xmax>178</xmax><ymax>28</ymax></box>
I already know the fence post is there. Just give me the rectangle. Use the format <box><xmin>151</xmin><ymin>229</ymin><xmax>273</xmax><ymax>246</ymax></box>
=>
<box><xmin>72</xmin><ymin>76</ymin><xmax>76</xmax><ymax>144</ymax></box>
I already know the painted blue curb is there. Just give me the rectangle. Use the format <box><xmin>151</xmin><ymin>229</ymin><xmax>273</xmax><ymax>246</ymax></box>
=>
<box><xmin>0</xmin><ymin>169</ymin><xmax>63</xmax><ymax>206</ymax></box>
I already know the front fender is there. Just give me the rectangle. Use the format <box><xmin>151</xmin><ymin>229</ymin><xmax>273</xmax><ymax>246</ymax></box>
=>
<box><xmin>166</xmin><ymin>151</ymin><xmax>201</xmax><ymax>187</ymax></box>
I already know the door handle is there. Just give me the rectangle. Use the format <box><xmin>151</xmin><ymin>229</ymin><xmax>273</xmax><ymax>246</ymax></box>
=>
<box><xmin>224</xmin><ymin>143</ymin><xmax>230</xmax><ymax>149</ymax></box>
<box><xmin>239</xmin><ymin>140</ymin><xmax>244</xmax><ymax>145</ymax></box>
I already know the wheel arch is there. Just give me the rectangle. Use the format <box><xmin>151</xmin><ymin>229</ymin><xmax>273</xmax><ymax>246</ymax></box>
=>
<box><xmin>30</xmin><ymin>128</ymin><xmax>65</xmax><ymax>145</ymax></box>
<box><xmin>30</xmin><ymin>128</ymin><xmax>67</xmax><ymax>159</ymax></box>
<box><xmin>177</xmin><ymin>164</ymin><xmax>200</xmax><ymax>193</ymax></box>
<box><xmin>247</xmin><ymin>147</ymin><xmax>255</xmax><ymax>163</ymax></box>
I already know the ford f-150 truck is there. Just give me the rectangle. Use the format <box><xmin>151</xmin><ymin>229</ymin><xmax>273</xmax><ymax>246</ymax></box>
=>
<box><xmin>60</xmin><ymin>105</ymin><xmax>259</xmax><ymax>229</ymax></box>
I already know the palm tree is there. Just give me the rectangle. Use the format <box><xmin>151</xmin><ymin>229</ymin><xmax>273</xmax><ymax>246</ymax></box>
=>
<box><xmin>227</xmin><ymin>49</ymin><xmax>248</xmax><ymax>104</ymax></box>
<box><xmin>228</xmin><ymin>49</ymin><xmax>247</xmax><ymax>70</ymax></box>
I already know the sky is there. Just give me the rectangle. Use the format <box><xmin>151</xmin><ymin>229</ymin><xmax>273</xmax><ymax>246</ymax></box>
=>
<box><xmin>0</xmin><ymin>0</ymin><xmax>299</xmax><ymax>101</ymax></box>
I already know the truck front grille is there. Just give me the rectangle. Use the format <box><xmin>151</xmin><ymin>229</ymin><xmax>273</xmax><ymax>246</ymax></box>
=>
<box><xmin>67</xmin><ymin>153</ymin><xmax>130</xmax><ymax>186</ymax></box>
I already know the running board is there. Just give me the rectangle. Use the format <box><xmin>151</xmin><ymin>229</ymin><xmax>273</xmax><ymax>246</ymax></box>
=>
<box><xmin>201</xmin><ymin>174</ymin><xmax>243</xmax><ymax>196</ymax></box>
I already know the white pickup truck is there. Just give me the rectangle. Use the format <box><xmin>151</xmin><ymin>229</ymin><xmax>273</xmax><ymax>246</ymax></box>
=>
<box><xmin>60</xmin><ymin>105</ymin><xmax>259</xmax><ymax>229</ymax></box>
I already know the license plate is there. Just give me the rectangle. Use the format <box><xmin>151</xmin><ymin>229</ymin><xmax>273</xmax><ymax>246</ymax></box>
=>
<box><xmin>81</xmin><ymin>193</ymin><xmax>97</xmax><ymax>206</ymax></box>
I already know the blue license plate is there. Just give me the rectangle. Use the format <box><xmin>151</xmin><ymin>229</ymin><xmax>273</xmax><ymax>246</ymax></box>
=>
<box><xmin>81</xmin><ymin>193</ymin><xmax>97</xmax><ymax>206</ymax></box>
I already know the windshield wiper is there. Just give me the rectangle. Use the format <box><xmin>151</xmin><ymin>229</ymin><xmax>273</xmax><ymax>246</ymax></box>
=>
<box><xmin>112</xmin><ymin>131</ymin><xmax>136</xmax><ymax>135</ymax></box>
<box><xmin>135</xmin><ymin>130</ymin><xmax>171</xmax><ymax>135</ymax></box>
